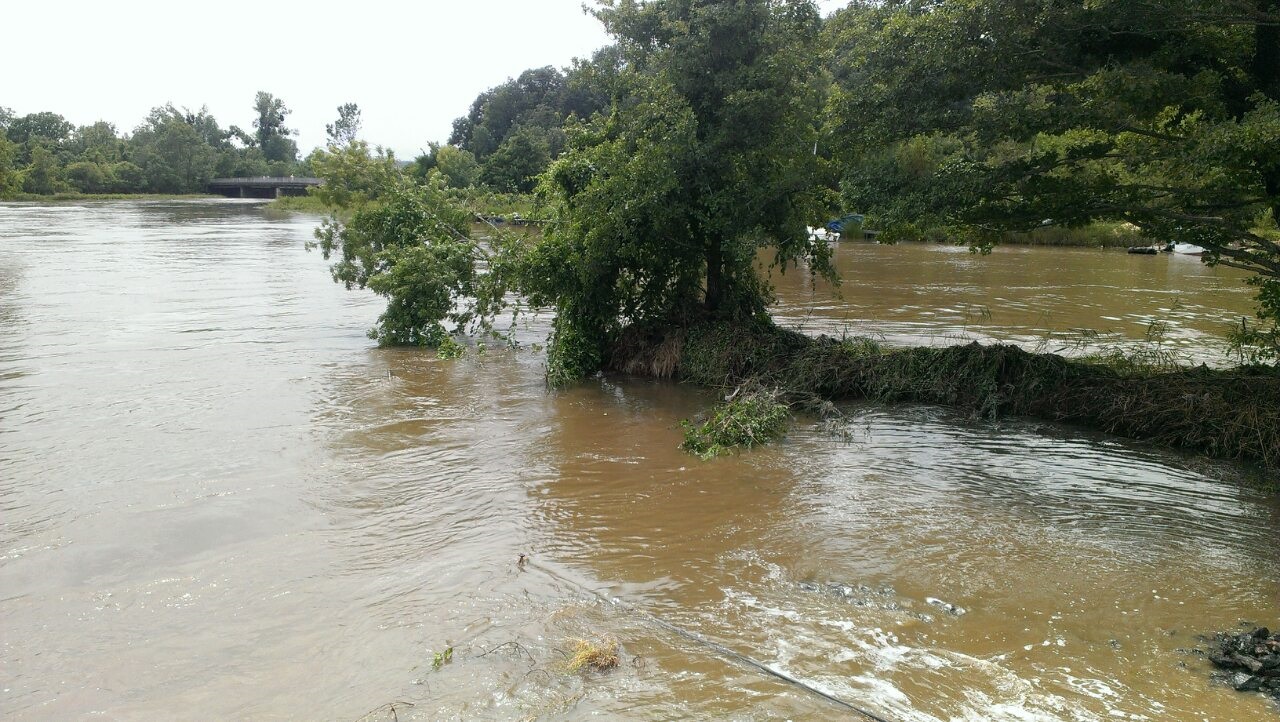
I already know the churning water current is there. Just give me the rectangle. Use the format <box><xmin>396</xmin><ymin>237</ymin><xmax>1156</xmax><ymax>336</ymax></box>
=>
<box><xmin>0</xmin><ymin>200</ymin><xmax>1276</xmax><ymax>720</ymax></box>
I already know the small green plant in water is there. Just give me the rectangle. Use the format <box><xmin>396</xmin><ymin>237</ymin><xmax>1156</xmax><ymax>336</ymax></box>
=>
<box><xmin>680</xmin><ymin>387</ymin><xmax>790</xmax><ymax>459</ymax></box>
<box><xmin>436</xmin><ymin>335</ymin><xmax>464</xmax><ymax>360</ymax></box>
<box><xmin>431</xmin><ymin>646</ymin><xmax>454</xmax><ymax>670</ymax></box>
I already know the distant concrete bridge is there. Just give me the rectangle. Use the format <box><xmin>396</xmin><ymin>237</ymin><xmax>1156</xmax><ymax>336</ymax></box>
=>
<box><xmin>208</xmin><ymin>176</ymin><xmax>322</xmax><ymax>198</ymax></box>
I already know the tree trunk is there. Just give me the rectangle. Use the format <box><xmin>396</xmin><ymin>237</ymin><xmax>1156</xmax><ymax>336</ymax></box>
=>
<box><xmin>705</xmin><ymin>237</ymin><xmax>723</xmax><ymax>312</ymax></box>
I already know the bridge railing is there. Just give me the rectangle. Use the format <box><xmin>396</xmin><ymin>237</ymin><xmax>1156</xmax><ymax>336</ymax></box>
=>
<box><xmin>208</xmin><ymin>177</ymin><xmax>323</xmax><ymax>186</ymax></box>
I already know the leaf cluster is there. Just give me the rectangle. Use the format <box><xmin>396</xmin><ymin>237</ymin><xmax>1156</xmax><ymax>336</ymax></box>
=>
<box><xmin>680</xmin><ymin>387</ymin><xmax>790</xmax><ymax>459</ymax></box>
<box><xmin>313</xmin><ymin>174</ymin><xmax>510</xmax><ymax>348</ymax></box>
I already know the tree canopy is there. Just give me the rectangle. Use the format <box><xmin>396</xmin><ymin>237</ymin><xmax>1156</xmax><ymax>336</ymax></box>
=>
<box><xmin>826</xmin><ymin>0</ymin><xmax>1280</xmax><ymax>359</ymax></box>
<box><xmin>326</xmin><ymin>103</ymin><xmax>362</xmax><ymax>147</ymax></box>
<box><xmin>311</xmin><ymin>0</ymin><xmax>834</xmax><ymax>380</ymax></box>
<box><xmin>0</xmin><ymin>93</ymin><xmax>310</xmax><ymax>197</ymax></box>
<box><xmin>252</xmin><ymin>91</ymin><xmax>299</xmax><ymax>165</ymax></box>
<box><xmin>525</xmin><ymin>0</ymin><xmax>833</xmax><ymax>380</ymax></box>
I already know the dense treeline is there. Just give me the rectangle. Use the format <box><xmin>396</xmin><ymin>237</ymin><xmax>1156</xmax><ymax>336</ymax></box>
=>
<box><xmin>0</xmin><ymin>92</ymin><xmax>305</xmax><ymax>196</ymax></box>
<box><xmin>823</xmin><ymin>0</ymin><xmax>1280</xmax><ymax>359</ymax></box>
<box><xmin>403</xmin><ymin>0</ymin><xmax>1279</xmax><ymax>364</ymax></box>
<box><xmin>405</xmin><ymin>57</ymin><xmax>619</xmax><ymax>194</ymax></box>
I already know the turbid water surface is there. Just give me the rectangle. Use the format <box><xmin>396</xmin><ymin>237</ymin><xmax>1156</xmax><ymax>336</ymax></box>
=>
<box><xmin>1</xmin><ymin>200</ymin><xmax>1276</xmax><ymax>720</ymax></box>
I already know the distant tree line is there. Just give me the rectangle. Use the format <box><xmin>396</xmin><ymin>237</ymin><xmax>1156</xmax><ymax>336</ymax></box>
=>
<box><xmin>0</xmin><ymin>91</ymin><xmax>304</xmax><ymax>196</ymax></box>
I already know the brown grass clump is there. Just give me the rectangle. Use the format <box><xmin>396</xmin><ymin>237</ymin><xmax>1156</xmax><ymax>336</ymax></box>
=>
<box><xmin>609</xmin><ymin>326</ymin><xmax>686</xmax><ymax>379</ymax></box>
<box><xmin>566</xmin><ymin>637</ymin><xmax>620</xmax><ymax>673</ymax></box>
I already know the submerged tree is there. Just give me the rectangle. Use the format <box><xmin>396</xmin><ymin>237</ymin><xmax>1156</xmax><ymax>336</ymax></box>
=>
<box><xmin>311</xmin><ymin>172</ymin><xmax>516</xmax><ymax>349</ymax></box>
<box><xmin>310</xmin><ymin>0</ymin><xmax>832</xmax><ymax>377</ymax></box>
<box><xmin>528</xmin><ymin>0</ymin><xmax>834</xmax><ymax>381</ymax></box>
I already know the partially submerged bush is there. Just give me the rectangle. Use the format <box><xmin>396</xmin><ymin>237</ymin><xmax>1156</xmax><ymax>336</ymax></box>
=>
<box><xmin>311</xmin><ymin>176</ymin><xmax>514</xmax><ymax>349</ymax></box>
<box><xmin>680</xmin><ymin>387</ymin><xmax>790</xmax><ymax>458</ymax></box>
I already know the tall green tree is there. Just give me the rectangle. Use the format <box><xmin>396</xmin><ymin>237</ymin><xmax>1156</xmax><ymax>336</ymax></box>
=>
<box><xmin>21</xmin><ymin>143</ymin><xmax>62</xmax><ymax>194</ymax></box>
<box><xmin>481</xmin><ymin>126</ymin><xmax>551</xmax><ymax>192</ymax></box>
<box><xmin>130</xmin><ymin>106</ymin><xmax>217</xmax><ymax>193</ymax></box>
<box><xmin>526</xmin><ymin>0</ymin><xmax>833</xmax><ymax>380</ymax></box>
<box><xmin>326</xmin><ymin>102</ymin><xmax>362</xmax><ymax>146</ymax></box>
<box><xmin>252</xmin><ymin>91</ymin><xmax>298</xmax><ymax>164</ymax></box>
<box><xmin>308</xmin><ymin>139</ymin><xmax>399</xmax><ymax>208</ymax></box>
<box><xmin>67</xmin><ymin>121</ymin><xmax>125</xmax><ymax>164</ymax></box>
<box><xmin>0</xmin><ymin>136</ymin><xmax>21</xmax><ymax>197</ymax></box>
<box><xmin>434</xmin><ymin>144</ymin><xmax>482</xmax><ymax>188</ymax></box>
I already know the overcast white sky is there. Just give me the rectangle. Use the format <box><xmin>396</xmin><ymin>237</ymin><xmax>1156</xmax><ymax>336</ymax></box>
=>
<box><xmin>3</xmin><ymin>0</ymin><xmax>847</xmax><ymax>159</ymax></box>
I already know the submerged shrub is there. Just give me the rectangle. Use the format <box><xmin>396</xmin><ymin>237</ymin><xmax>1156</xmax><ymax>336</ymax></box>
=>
<box><xmin>680</xmin><ymin>387</ymin><xmax>790</xmax><ymax>459</ymax></box>
<box><xmin>312</xmin><ymin>175</ymin><xmax>512</xmax><ymax>349</ymax></box>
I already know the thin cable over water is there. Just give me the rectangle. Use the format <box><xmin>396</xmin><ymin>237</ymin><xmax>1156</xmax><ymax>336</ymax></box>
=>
<box><xmin>527</xmin><ymin>560</ymin><xmax>895</xmax><ymax>721</ymax></box>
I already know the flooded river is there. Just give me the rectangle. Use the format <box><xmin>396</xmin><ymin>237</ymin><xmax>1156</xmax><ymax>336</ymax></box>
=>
<box><xmin>1</xmin><ymin>200</ymin><xmax>1276</xmax><ymax>721</ymax></box>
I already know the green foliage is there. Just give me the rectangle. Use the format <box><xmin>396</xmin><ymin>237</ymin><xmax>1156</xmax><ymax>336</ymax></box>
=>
<box><xmin>325</xmin><ymin>102</ymin><xmax>361</xmax><ymax>146</ymax></box>
<box><xmin>431</xmin><ymin>646</ymin><xmax>454</xmax><ymax>670</ymax></box>
<box><xmin>64</xmin><ymin>161</ymin><xmax>113</xmax><ymax>194</ymax></box>
<box><xmin>482</xmin><ymin>127</ymin><xmax>552</xmax><ymax>193</ymax></box>
<box><xmin>442</xmin><ymin>187</ymin><xmax>535</xmax><ymax>219</ymax></box>
<box><xmin>523</xmin><ymin>0</ymin><xmax>834</xmax><ymax>383</ymax></box>
<box><xmin>67</xmin><ymin>121</ymin><xmax>124</xmax><ymax>164</ymax></box>
<box><xmin>130</xmin><ymin>108</ymin><xmax>218</xmax><ymax>193</ymax></box>
<box><xmin>826</xmin><ymin>0</ymin><xmax>1280</xmax><ymax>362</ymax></box>
<box><xmin>307</xmin><ymin>140</ymin><xmax>398</xmax><ymax>209</ymax></box>
<box><xmin>0</xmin><ymin>136</ymin><xmax>20</xmax><ymax>197</ymax></box>
<box><xmin>680</xmin><ymin>387</ymin><xmax>790</xmax><ymax>458</ymax></box>
<box><xmin>252</xmin><ymin>91</ymin><xmax>297</xmax><ymax>163</ymax></box>
<box><xmin>433</xmin><ymin>144</ymin><xmax>482</xmax><ymax>189</ymax></box>
<box><xmin>5</xmin><ymin>111</ymin><xmax>73</xmax><ymax>148</ymax></box>
<box><xmin>449</xmin><ymin>56</ymin><xmax>619</xmax><ymax>194</ymax></box>
<box><xmin>1228</xmin><ymin>276</ymin><xmax>1280</xmax><ymax>363</ymax></box>
<box><xmin>0</xmin><ymin>95</ymin><xmax>312</xmax><ymax>198</ymax></box>
<box><xmin>449</xmin><ymin>65</ymin><xmax>576</xmax><ymax>159</ymax></box>
<box><xmin>312</xmin><ymin>175</ymin><xmax>508</xmax><ymax>348</ymax></box>
<box><xmin>21</xmin><ymin>144</ymin><xmax>62</xmax><ymax>194</ymax></box>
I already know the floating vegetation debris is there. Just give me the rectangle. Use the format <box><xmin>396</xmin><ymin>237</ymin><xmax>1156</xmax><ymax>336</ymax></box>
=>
<box><xmin>565</xmin><ymin>636</ymin><xmax>620</xmax><ymax>673</ymax></box>
<box><xmin>431</xmin><ymin>646</ymin><xmax>454</xmax><ymax>670</ymax></box>
<box><xmin>680</xmin><ymin>386</ymin><xmax>790</xmax><ymax>458</ymax></box>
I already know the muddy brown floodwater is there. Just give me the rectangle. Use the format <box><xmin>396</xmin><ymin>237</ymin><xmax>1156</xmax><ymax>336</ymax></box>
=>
<box><xmin>1</xmin><ymin>200</ymin><xmax>1277</xmax><ymax>721</ymax></box>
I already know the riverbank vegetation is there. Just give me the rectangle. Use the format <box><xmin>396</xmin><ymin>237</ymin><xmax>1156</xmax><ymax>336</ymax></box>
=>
<box><xmin>0</xmin><ymin>92</ymin><xmax>310</xmax><ymax>197</ymax></box>
<box><xmin>619</xmin><ymin>320</ymin><xmax>1280</xmax><ymax>470</ymax></box>
<box><xmin>307</xmin><ymin>0</ymin><xmax>1279</xmax><ymax>469</ymax></box>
